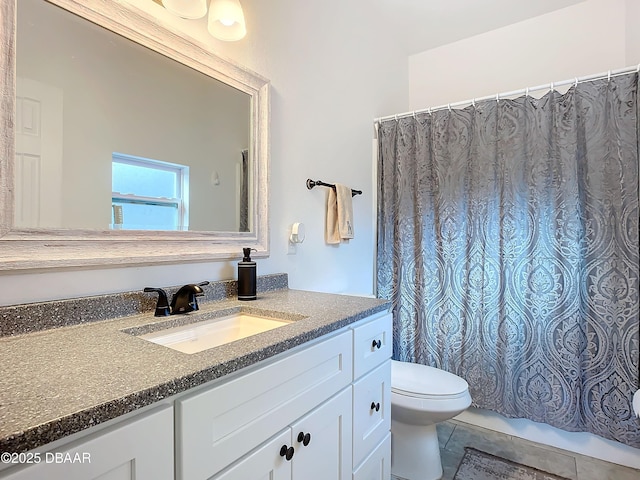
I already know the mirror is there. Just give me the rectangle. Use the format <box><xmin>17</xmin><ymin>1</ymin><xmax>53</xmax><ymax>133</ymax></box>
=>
<box><xmin>0</xmin><ymin>0</ymin><xmax>270</xmax><ymax>270</ymax></box>
<box><xmin>17</xmin><ymin>0</ymin><xmax>252</xmax><ymax>233</ymax></box>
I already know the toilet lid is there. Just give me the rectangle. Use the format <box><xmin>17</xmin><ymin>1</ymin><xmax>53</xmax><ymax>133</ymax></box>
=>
<box><xmin>391</xmin><ymin>360</ymin><xmax>469</xmax><ymax>397</ymax></box>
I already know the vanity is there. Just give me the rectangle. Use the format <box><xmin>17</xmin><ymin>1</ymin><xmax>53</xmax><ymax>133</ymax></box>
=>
<box><xmin>0</xmin><ymin>2</ymin><xmax>390</xmax><ymax>477</ymax></box>
<box><xmin>0</xmin><ymin>277</ymin><xmax>392</xmax><ymax>479</ymax></box>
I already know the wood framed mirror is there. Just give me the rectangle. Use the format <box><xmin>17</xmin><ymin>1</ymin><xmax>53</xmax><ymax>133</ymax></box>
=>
<box><xmin>0</xmin><ymin>0</ymin><xmax>269</xmax><ymax>271</ymax></box>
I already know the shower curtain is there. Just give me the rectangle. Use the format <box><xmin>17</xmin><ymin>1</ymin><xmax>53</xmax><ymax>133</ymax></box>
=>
<box><xmin>240</xmin><ymin>149</ymin><xmax>249</xmax><ymax>232</ymax></box>
<box><xmin>376</xmin><ymin>72</ymin><xmax>640</xmax><ymax>447</ymax></box>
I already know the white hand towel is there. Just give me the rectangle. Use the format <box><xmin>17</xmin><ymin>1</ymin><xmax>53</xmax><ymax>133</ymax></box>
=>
<box><xmin>633</xmin><ymin>389</ymin><xmax>640</xmax><ymax>418</ymax></box>
<box><xmin>335</xmin><ymin>184</ymin><xmax>354</xmax><ymax>240</ymax></box>
<box><xmin>326</xmin><ymin>184</ymin><xmax>354</xmax><ymax>244</ymax></box>
<box><xmin>326</xmin><ymin>187</ymin><xmax>340</xmax><ymax>244</ymax></box>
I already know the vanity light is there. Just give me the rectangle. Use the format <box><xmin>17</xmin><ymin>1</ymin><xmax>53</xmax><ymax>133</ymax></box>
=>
<box><xmin>161</xmin><ymin>0</ymin><xmax>247</xmax><ymax>41</ymax></box>
<box><xmin>161</xmin><ymin>0</ymin><xmax>208</xmax><ymax>19</ymax></box>
<box><xmin>207</xmin><ymin>0</ymin><xmax>247</xmax><ymax>41</ymax></box>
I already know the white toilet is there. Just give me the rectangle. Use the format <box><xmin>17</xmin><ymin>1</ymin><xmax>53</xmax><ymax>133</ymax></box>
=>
<box><xmin>391</xmin><ymin>360</ymin><xmax>472</xmax><ymax>480</ymax></box>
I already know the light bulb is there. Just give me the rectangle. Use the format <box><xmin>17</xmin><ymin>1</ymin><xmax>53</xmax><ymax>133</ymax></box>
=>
<box><xmin>208</xmin><ymin>0</ymin><xmax>246</xmax><ymax>41</ymax></box>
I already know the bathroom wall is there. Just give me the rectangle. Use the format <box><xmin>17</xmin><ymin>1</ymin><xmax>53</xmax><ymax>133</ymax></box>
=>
<box><xmin>408</xmin><ymin>0</ymin><xmax>636</xmax><ymax>109</ymax></box>
<box><xmin>406</xmin><ymin>0</ymin><xmax>640</xmax><ymax>468</ymax></box>
<box><xmin>0</xmin><ymin>0</ymin><xmax>408</xmax><ymax>305</ymax></box>
<box><xmin>627</xmin><ymin>0</ymin><xmax>640</xmax><ymax>64</ymax></box>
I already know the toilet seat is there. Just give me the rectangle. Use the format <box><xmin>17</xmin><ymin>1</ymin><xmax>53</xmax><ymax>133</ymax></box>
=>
<box><xmin>391</xmin><ymin>360</ymin><xmax>469</xmax><ymax>400</ymax></box>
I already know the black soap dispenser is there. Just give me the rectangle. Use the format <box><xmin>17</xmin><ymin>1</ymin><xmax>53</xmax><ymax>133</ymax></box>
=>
<box><xmin>238</xmin><ymin>248</ymin><xmax>257</xmax><ymax>301</ymax></box>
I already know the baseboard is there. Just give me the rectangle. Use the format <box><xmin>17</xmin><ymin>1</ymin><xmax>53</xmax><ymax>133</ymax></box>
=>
<box><xmin>455</xmin><ymin>407</ymin><xmax>640</xmax><ymax>470</ymax></box>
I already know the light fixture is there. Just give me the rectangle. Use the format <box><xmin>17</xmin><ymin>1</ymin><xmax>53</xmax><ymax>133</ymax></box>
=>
<box><xmin>162</xmin><ymin>0</ymin><xmax>208</xmax><ymax>20</ymax></box>
<box><xmin>207</xmin><ymin>0</ymin><xmax>246</xmax><ymax>41</ymax></box>
<box><xmin>161</xmin><ymin>0</ymin><xmax>246</xmax><ymax>41</ymax></box>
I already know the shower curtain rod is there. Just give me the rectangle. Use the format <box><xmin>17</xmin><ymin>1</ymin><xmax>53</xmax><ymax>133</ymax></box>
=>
<box><xmin>374</xmin><ymin>64</ymin><xmax>640</xmax><ymax>124</ymax></box>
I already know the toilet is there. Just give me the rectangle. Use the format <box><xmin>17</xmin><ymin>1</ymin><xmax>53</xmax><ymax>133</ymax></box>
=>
<box><xmin>391</xmin><ymin>360</ymin><xmax>472</xmax><ymax>480</ymax></box>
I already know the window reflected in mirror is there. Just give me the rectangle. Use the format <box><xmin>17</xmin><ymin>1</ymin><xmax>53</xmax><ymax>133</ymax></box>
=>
<box><xmin>111</xmin><ymin>154</ymin><xmax>189</xmax><ymax>231</ymax></box>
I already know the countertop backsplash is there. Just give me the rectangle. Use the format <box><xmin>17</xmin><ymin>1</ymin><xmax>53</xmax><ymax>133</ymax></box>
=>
<box><xmin>0</xmin><ymin>273</ymin><xmax>289</xmax><ymax>337</ymax></box>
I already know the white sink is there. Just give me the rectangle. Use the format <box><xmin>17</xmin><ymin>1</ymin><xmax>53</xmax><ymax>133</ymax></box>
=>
<box><xmin>140</xmin><ymin>312</ymin><xmax>292</xmax><ymax>354</ymax></box>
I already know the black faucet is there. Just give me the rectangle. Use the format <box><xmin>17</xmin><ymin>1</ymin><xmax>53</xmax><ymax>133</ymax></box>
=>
<box><xmin>144</xmin><ymin>281</ymin><xmax>209</xmax><ymax>316</ymax></box>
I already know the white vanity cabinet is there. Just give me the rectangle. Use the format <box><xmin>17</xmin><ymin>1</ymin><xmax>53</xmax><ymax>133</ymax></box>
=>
<box><xmin>0</xmin><ymin>406</ymin><xmax>173</xmax><ymax>480</ymax></box>
<box><xmin>176</xmin><ymin>329</ymin><xmax>353</xmax><ymax>479</ymax></box>
<box><xmin>176</xmin><ymin>311</ymin><xmax>392</xmax><ymax>480</ymax></box>
<box><xmin>0</xmin><ymin>310</ymin><xmax>391</xmax><ymax>480</ymax></box>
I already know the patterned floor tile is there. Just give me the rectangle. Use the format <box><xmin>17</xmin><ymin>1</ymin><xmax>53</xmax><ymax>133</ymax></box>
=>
<box><xmin>574</xmin><ymin>454</ymin><xmax>640</xmax><ymax>480</ymax></box>
<box><xmin>395</xmin><ymin>420</ymin><xmax>639</xmax><ymax>480</ymax></box>
<box><xmin>436</xmin><ymin>421</ymin><xmax>640</xmax><ymax>480</ymax></box>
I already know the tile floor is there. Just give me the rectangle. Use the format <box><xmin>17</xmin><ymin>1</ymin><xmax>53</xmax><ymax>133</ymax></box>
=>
<box><xmin>437</xmin><ymin>420</ymin><xmax>640</xmax><ymax>480</ymax></box>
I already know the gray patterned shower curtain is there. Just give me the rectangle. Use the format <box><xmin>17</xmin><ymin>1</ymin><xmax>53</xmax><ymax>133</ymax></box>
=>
<box><xmin>376</xmin><ymin>72</ymin><xmax>640</xmax><ymax>447</ymax></box>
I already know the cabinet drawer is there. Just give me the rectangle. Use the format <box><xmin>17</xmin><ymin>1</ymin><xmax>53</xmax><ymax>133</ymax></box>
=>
<box><xmin>176</xmin><ymin>330</ymin><xmax>352</xmax><ymax>480</ymax></box>
<box><xmin>352</xmin><ymin>361</ymin><xmax>391</xmax><ymax>468</ymax></box>
<box><xmin>352</xmin><ymin>432</ymin><xmax>391</xmax><ymax>480</ymax></box>
<box><xmin>352</xmin><ymin>312</ymin><xmax>392</xmax><ymax>380</ymax></box>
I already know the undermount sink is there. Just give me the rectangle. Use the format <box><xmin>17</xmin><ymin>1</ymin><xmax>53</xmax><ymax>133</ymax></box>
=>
<box><xmin>139</xmin><ymin>312</ymin><xmax>292</xmax><ymax>354</ymax></box>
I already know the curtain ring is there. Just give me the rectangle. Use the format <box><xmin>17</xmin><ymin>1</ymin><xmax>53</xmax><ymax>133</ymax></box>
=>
<box><xmin>608</xmin><ymin>70</ymin><xmax>611</xmax><ymax>82</ymax></box>
<box><xmin>525</xmin><ymin>87</ymin><xmax>529</xmax><ymax>97</ymax></box>
<box><xmin>447</xmin><ymin>104</ymin><xmax>452</xmax><ymax>112</ymax></box>
<box><xmin>496</xmin><ymin>93</ymin><xmax>499</xmax><ymax>103</ymax></box>
<box><xmin>550</xmin><ymin>82</ymin><xmax>554</xmax><ymax>92</ymax></box>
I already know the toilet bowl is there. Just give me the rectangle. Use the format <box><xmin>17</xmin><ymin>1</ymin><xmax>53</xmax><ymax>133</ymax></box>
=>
<box><xmin>391</xmin><ymin>360</ymin><xmax>471</xmax><ymax>480</ymax></box>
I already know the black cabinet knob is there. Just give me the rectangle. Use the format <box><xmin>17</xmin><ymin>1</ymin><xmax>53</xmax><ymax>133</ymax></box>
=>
<box><xmin>370</xmin><ymin>401</ymin><xmax>381</xmax><ymax>412</ymax></box>
<box><xmin>279</xmin><ymin>445</ymin><xmax>294</xmax><ymax>461</ymax></box>
<box><xmin>372</xmin><ymin>339</ymin><xmax>382</xmax><ymax>349</ymax></box>
<box><xmin>297</xmin><ymin>431</ymin><xmax>311</xmax><ymax>446</ymax></box>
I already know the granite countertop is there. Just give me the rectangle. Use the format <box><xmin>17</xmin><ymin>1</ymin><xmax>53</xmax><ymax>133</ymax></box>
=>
<box><xmin>0</xmin><ymin>285</ymin><xmax>389</xmax><ymax>453</ymax></box>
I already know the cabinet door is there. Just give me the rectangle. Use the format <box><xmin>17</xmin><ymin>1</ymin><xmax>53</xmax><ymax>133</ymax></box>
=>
<box><xmin>352</xmin><ymin>361</ymin><xmax>391</xmax><ymax>468</ymax></box>
<box><xmin>212</xmin><ymin>429</ymin><xmax>292</xmax><ymax>480</ymax></box>
<box><xmin>0</xmin><ymin>406</ymin><xmax>173</xmax><ymax>480</ymax></box>
<box><xmin>290</xmin><ymin>387</ymin><xmax>352</xmax><ymax>480</ymax></box>
<box><xmin>352</xmin><ymin>433</ymin><xmax>391</xmax><ymax>480</ymax></box>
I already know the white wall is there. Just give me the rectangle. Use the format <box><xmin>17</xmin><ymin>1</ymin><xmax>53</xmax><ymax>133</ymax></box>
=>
<box><xmin>627</xmin><ymin>0</ymin><xmax>640</xmax><ymax>64</ymax></box>
<box><xmin>0</xmin><ymin>0</ymin><xmax>408</xmax><ymax>305</ymax></box>
<box><xmin>408</xmin><ymin>0</ymin><xmax>634</xmax><ymax>110</ymax></box>
<box><xmin>406</xmin><ymin>0</ymin><xmax>640</xmax><ymax>468</ymax></box>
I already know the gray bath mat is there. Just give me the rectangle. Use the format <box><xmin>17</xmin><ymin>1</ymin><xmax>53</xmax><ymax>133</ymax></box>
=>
<box><xmin>453</xmin><ymin>447</ymin><xmax>571</xmax><ymax>480</ymax></box>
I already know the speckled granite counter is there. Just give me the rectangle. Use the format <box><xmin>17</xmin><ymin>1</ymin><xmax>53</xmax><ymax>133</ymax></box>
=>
<box><xmin>0</xmin><ymin>280</ymin><xmax>389</xmax><ymax>454</ymax></box>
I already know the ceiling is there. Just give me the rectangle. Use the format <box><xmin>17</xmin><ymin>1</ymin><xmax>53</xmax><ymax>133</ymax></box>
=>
<box><xmin>369</xmin><ymin>0</ymin><xmax>587</xmax><ymax>55</ymax></box>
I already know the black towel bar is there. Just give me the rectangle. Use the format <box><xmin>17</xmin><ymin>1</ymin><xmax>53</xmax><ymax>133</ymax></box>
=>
<box><xmin>306</xmin><ymin>179</ymin><xmax>362</xmax><ymax>197</ymax></box>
